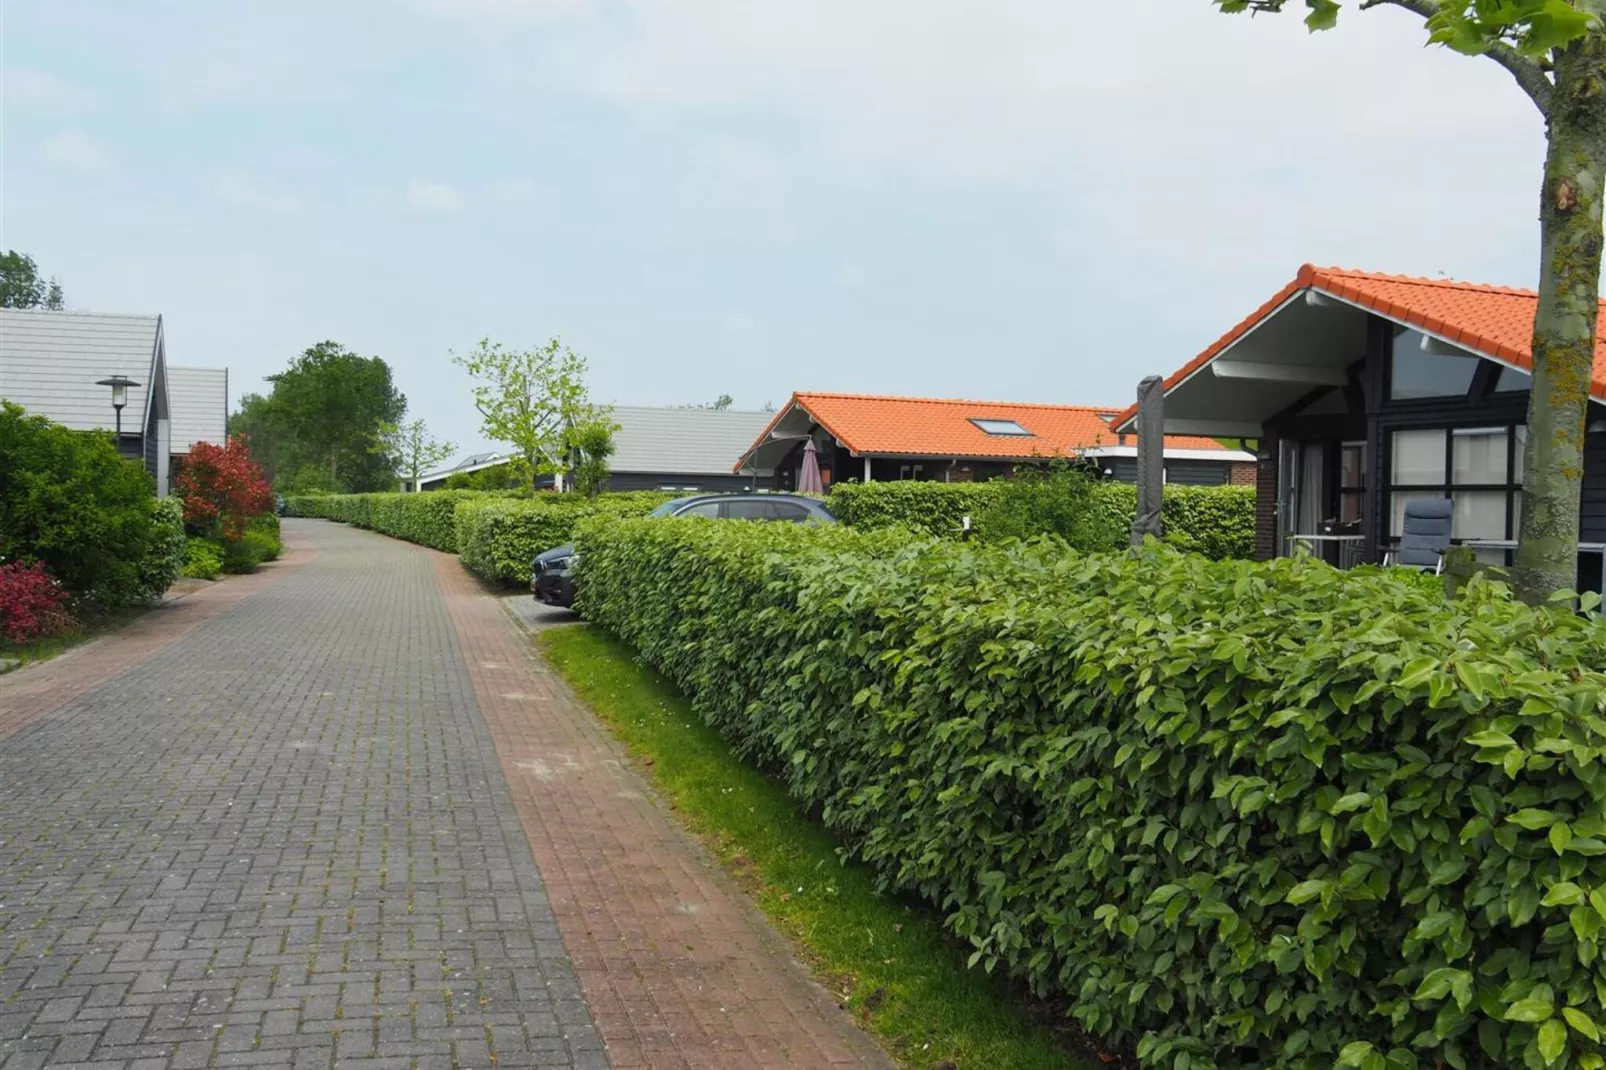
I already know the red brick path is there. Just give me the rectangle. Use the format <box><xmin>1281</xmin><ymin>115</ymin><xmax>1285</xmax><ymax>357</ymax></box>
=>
<box><xmin>432</xmin><ymin>552</ymin><xmax>895</xmax><ymax>1070</ymax></box>
<box><xmin>0</xmin><ymin>538</ymin><xmax>314</xmax><ymax>742</ymax></box>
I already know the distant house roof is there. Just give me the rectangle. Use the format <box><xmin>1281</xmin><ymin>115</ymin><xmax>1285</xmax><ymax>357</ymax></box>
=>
<box><xmin>738</xmin><ymin>391</ymin><xmax>1246</xmax><ymax>471</ymax></box>
<box><xmin>611</xmin><ymin>406</ymin><xmax>777</xmax><ymax>475</ymax></box>
<box><xmin>168</xmin><ymin>366</ymin><xmax>228</xmax><ymax>453</ymax></box>
<box><xmin>0</xmin><ymin>309</ymin><xmax>165</xmax><ymax>432</ymax></box>
<box><xmin>1113</xmin><ymin>264</ymin><xmax>1606</xmax><ymax>431</ymax></box>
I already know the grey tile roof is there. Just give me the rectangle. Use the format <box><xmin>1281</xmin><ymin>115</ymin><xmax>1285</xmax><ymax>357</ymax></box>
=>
<box><xmin>0</xmin><ymin>309</ymin><xmax>163</xmax><ymax>432</ymax></box>
<box><xmin>168</xmin><ymin>366</ymin><xmax>228</xmax><ymax>452</ymax></box>
<box><xmin>609</xmin><ymin>407</ymin><xmax>776</xmax><ymax>475</ymax></box>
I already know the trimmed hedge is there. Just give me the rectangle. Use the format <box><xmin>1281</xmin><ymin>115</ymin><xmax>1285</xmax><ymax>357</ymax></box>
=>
<box><xmin>284</xmin><ymin>490</ymin><xmax>507</xmax><ymax>552</ymax></box>
<box><xmin>136</xmin><ymin>497</ymin><xmax>187</xmax><ymax>600</ymax></box>
<box><xmin>825</xmin><ymin>480</ymin><xmax>1256</xmax><ymax>560</ymax></box>
<box><xmin>454</xmin><ymin>493</ymin><xmax>674</xmax><ymax>585</ymax></box>
<box><xmin>574</xmin><ymin>517</ymin><xmax>1606</xmax><ymax>1070</ymax></box>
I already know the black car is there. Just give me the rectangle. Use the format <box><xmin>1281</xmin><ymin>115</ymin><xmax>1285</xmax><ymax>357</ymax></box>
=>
<box><xmin>531</xmin><ymin>493</ymin><xmax>837</xmax><ymax>608</ymax></box>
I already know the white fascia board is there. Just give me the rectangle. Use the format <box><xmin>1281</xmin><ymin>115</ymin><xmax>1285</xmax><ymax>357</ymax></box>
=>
<box><xmin>1211</xmin><ymin>360</ymin><xmax>1349</xmax><ymax>387</ymax></box>
<box><xmin>1085</xmin><ymin>446</ymin><xmax>1257</xmax><ymax>463</ymax></box>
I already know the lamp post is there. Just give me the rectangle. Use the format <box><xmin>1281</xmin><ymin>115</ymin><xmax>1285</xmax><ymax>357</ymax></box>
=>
<box><xmin>95</xmin><ymin>375</ymin><xmax>139</xmax><ymax>452</ymax></box>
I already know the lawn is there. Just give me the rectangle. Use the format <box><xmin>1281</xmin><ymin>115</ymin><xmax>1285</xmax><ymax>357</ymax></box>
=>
<box><xmin>539</xmin><ymin>624</ymin><xmax>1099</xmax><ymax>1070</ymax></box>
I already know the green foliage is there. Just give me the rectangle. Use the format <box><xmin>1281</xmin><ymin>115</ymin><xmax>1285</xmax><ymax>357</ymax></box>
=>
<box><xmin>442</xmin><ymin>463</ymin><xmax>523</xmax><ymax>491</ymax></box>
<box><xmin>182</xmin><ymin>539</ymin><xmax>224</xmax><ymax>580</ymax></box>
<box><xmin>826</xmin><ymin>479</ymin><xmax>1255</xmax><ymax>559</ymax></box>
<box><xmin>568</xmin><ymin>419</ymin><xmax>617</xmax><ymax>498</ymax></box>
<box><xmin>575</xmin><ymin>518</ymin><xmax>1606</xmax><ymax>1070</ymax></box>
<box><xmin>379</xmin><ymin>417</ymin><xmax>456</xmax><ymax>490</ymax></box>
<box><xmin>285</xmin><ymin>490</ymin><xmax>507</xmax><ymax>551</ymax></box>
<box><xmin>454</xmin><ymin>493</ymin><xmax>674</xmax><ymax>585</ymax></box>
<box><xmin>0</xmin><ymin>249</ymin><xmax>65</xmax><ymax>309</ymax></box>
<box><xmin>452</xmin><ymin>337</ymin><xmax>602</xmax><ymax>490</ymax></box>
<box><xmin>247</xmin><ymin>514</ymin><xmax>282</xmax><ymax>562</ymax></box>
<box><xmin>135</xmin><ymin>497</ymin><xmax>187</xmax><ymax>600</ymax></box>
<box><xmin>238</xmin><ymin>342</ymin><xmax>407</xmax><ymax>492</ymax></box>
<box><xmin>1212</xmin><ymin>0</ymin><xmax>1594</xmax><ymax>54</ymax></box>
<box><xmin>975</xmin><ymin>460</ymin><xmax>1103</xmax><ymax>545</ymax></box>
<box><xmin>0</xmin><ymin>402</ymin><xmax>157</xmax><ymax>607</ymax></box>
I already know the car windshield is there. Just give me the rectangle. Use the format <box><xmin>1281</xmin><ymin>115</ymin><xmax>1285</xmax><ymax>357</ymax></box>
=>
<box><xmin>649</xmin><ymin>498</ymin><xmax>700</xmax><ymax>517</ymax></box>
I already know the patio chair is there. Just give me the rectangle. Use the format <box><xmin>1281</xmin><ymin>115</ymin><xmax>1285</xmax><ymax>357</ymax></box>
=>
<box><xmin>1384</xmin><ymin>498</ymin><xmax>1453</xmax><ymax>574</ymax></box>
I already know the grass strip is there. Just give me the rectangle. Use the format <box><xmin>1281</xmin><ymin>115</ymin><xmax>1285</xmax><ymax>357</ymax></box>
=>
<box><xmin>538</xmin><ymin>623</ymin><xmax>1094</xmax><ymax>1070</ymax></box>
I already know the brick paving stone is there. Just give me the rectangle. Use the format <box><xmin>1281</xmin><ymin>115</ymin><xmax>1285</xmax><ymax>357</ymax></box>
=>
<box><xmin>0</xmin><ymin>520</ymin><xmax>600</xmax><ymax>1068</ymax></box>
<box><xmin>433</xmin><ymin>551</ymin><xmax>895</xmax><ymax>1069</ymax></box>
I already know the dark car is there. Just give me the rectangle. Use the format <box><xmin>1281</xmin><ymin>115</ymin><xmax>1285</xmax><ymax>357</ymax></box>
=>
<box><xmin>532</xmin><ymin>493</ymin><xmax>837</xmax><ymax>609</ymax></box>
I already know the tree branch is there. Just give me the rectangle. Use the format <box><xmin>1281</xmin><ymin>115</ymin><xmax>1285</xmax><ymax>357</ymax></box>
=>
<box><xmin>1357</xmin><ymin>0</ymin><xmax>1554</xmax><ymax>116</ymax></box>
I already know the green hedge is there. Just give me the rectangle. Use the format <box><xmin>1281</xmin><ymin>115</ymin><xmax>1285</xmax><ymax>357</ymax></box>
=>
<box><xmin>825</xmin><ymin>480</ymin><xmax>1256</xmax><ymax>560</ymax></box>
<box><xmin>454</xmin><ymin>493</ymin><xmax>674</xmax><ymax>585</ymax></box>
<box><xmin>136</xmin><ymin>497</ymin><xmax>187</xmax><ymax>600</ymax></box>
<box><xmin>284</xmin><ymin>490</ymin><xmax>507</xmax><ymax>552</ymax></box>
<box><xmin>574</xmin><ymin>517</ymin><xmax>1606</xmax><ymax>1070</ymax></box>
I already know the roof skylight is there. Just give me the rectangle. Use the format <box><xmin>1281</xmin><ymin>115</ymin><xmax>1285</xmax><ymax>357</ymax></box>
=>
<box><xmin>970</xmin><ymin>418</ymin><xmax>1033</xmax><ymax>437</ymax></box>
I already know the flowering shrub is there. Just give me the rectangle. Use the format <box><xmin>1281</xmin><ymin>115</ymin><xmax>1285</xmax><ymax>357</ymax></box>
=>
<box><xmin>0</xmin><ymin>560</ymin><xmax>73</xmax><ymax>644</ymax></box>
<box><xmin>175</xmin><ymin>437</ymin><xmax>273</xmax><ymax>540</ymax></box>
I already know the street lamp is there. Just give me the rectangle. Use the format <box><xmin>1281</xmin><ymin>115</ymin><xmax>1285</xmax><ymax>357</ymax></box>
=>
<box><xmin>95</xmin><ymin>375</ymin><xmax>140</xmax><ymax>448</ymax></box>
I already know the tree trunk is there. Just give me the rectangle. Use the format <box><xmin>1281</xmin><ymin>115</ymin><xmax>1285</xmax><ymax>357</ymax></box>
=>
<box><xmin>1515</xmin><ymin>36</ymin><xmax>1606</xmax><ymax>605</ymax></box>
<box><xmin>330</xmin><ymin>447</ymin><xmax>339</xmax><ymax>489</ymax></box>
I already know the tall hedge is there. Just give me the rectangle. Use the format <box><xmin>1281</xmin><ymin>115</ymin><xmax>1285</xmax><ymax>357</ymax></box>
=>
<box><xmin>824</xmin><ymin>480</ymin><xmax>1255</xmax><ymax>559</ymax></box>
<box><xmin>284</xmin><ymin>490</ymin><xmax>506</xmax><ymax>552</ymax></box>
<box><xmin>454</xmin><ymin>493</ymin><xmax>673</xmax><ymax>585</ymax></box>
<box><xmin>574</xmin><ymin>517</ymin><xmax>1606</xmax><ymax>1070</ymax></box>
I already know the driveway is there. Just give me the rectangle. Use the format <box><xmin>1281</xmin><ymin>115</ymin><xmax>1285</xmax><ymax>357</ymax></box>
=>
<box><xmin>0</xmin><ymin>519</ymin><xmax>891</xmax><ymax>1070</ymax></box>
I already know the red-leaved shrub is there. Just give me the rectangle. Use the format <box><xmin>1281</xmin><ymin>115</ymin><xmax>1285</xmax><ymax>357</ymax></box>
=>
<box><xmin>175</xmin><ymin>436</ymin><xmax>274</xmax><ymax>540</ymax></box>
<box><xmin>0</xmin><ymin>560</ymin><xmax>74</xmax><ymax>644</ymax></box>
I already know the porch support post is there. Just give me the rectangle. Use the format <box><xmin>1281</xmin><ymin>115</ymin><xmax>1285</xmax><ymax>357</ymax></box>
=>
<box><xmin>863</xmin><ymin>455</ymin><xmax>872</xmax><ymax>483</ymax></box>
<box><xmin>1131</xmin><ymin>376</ymin><xmax>1165</xmax><ymax>547</ymax></box>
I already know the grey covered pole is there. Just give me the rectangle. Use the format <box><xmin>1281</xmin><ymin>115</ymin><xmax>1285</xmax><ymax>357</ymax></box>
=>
<box><xmin>1129</xmin><ymin>375</ymin><xmax>1165</xmax><ymax>547</ymax></box>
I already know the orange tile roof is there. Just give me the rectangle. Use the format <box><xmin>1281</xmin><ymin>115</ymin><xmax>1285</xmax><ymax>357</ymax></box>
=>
<box><xmin>1114</xmin><ymin>263</ymin><xmax>1606</xmax><ymax>427</ymax></box>
<box><xmin>745</xmin><ymin>391</ymin><xmax>1240</xmax><ymax>466</ymax></box>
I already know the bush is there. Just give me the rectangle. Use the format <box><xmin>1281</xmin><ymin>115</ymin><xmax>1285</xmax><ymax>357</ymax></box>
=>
<box><xmin>574</xmin><ymin>517</ymin><xmax>1606</xmax><ymax>1070</ymax></box>
<box><xmin>247</xmin><ymin>514</ymin><xmax>282</xmax><ymax>562</ymax></box>
<box><xmin>135</xmin><ymin>497</ymin><xmax>187</xmax><ymax>600</ymax></box>
<box><xmin>454</xmin><ymin>493</ymin><xmax>675</xmax><ymax>585</ymax></box>
<box><xmin>0</xmin><ymin>402</ymin><xmax>157</xmax><ymax>606</ymax></box>
<box><xmin>826</xmin><ymin>479</ymin><xmax>1255</xmax><ymax>559</ymax></box>
<box><xmin>285</xmin><ymin>490</ymin><xmax>509</xmax><ymax>551</ymax></box>
<box><xmin>0</xmin><ymin>560</ymin><xmax>74</xmax><ymax>644</ymax></box>
<box><xmin>975</xmin><ymin>460</ymin><xmax>1105</xmax><ymax>546</ymax></box>
<box><xmin>183</xmin><ymin>540</ymin><xmax>224</xmax><ymax>580</ymax></box>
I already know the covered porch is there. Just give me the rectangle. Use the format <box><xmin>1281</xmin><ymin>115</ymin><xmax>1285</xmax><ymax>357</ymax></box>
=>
<box><xmin>1115</xmin><ymin>265</ymin><xmax>1606</xmax><ymax>591</ymax></box>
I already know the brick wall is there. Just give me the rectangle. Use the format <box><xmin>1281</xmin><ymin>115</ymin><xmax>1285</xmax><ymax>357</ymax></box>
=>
<box><xmin>1229</xmin><ymin>462</ymin><xmax>1257</xmax><ymax>487</ymax></box>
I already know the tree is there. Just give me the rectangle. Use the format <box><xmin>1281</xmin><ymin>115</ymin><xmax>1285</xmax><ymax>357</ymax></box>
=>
<box><xmin>228</xmin><ymin>393</ymin><xmax>284</xmax><ymax>484</ymax></box>
<box><xmin>380</xmin><ymin>418</ymin><xmax>457</xmax><ymax>492</ymax></box>
<box><xmin>173</xmin><ymin>437</ymin><xmax>273</xmax><ymax>541</ymax></box>
<box><xmin>264</xmin><ymin>342</ymin><xmax>406</xmax><ymax>492</ymax></box>
<box><xmin>568</xmin><ymin>419</ymin><xmax>618</xmax><ymax>497</ymax></box>
<box><xmin>1213</xmin><ymin>2</ymin><xmax>1602</xmax><ymax>603</ymax></box>
<box><xmin>452</xmin><ymin>338</ymin><xmax>602</xmax><ymax>493</ymax></box>
<box><xmin>679</xmin><ymin>394</ymin><xmax>735</xmax><ymax>410</ymax></box>
<box><xmin>0</xmin><ymin>251</ymin><xmax>65</xmax><ymax>310</ymax></box>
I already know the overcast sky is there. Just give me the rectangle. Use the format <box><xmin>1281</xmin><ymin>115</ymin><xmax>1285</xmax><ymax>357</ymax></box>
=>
<box><xmin>4</xmin><ymin>1</ymin><xmax>1546</xmax><ymax>461</ymax></box>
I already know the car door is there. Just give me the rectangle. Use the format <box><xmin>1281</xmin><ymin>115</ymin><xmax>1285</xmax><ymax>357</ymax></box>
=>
<box><xmin>724</xmin><ymin>499</ymin><xmax>772</xmax><ymax>521</ymax></box>
<box><xmin>674</xmin><ymin>501</ymin><xmax>722</xmax><ymax>519</ymax></box>
<box><xmin>769</xmin><ymin>502</ymin><xmax>811</xmax><ymax>523</ymax></box>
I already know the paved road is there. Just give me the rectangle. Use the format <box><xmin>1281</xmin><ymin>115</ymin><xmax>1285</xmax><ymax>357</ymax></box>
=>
<box><xmin>0</xmin><ymin>520</ymin><xmax>891</xmax><ymax>1070</ymax></box>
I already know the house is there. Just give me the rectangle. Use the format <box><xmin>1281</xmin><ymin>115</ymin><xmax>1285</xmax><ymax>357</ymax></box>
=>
<box><xmin>414</xmin><ymin>407</ymin><xmax>778</xmax><ymax>492</ymax></box>
<box><xmin>167</xmin><ymin>366</ymin><xmax>229</xmax><ymax>460</ymax></box>
<box><xmin>734</xmin><ymin>392</ymin><xmax>1257</xmax><ymax>491</ymax></box>
<box><xmin>1111</xmin><ymin>263</ymin><xmax>1606</xmax><ymax>588</ymax></box>
<box><xmin>0</xmin><ymin>310</ymin><xmax>229</xmax><ymax>497</ymax></box>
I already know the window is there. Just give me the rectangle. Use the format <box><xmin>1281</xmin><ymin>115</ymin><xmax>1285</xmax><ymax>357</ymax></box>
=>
<box><xmin>1338</xmin><ymin>442</ymin><xmax>1365</xmax><ymax>526</ymax></box>
<box><xmin>1494</xmin><ymin>365</ymin><xmax>1532</xmax><ymax>393</ymax></box>
<box><xmin>970</xmin><ymin>418</ymin><xmax>1033</xmax><ymax>436</ymax></box>
<box><xmin>725</xmin><ymin>500</ymin><xmax>771</xmax><ymax>520</ymax></box>
<box><xmin>770</xmin><ymin>503</ymin><xmax>810</xmax><ymax>523</ymax></box>
<box><xmin>898</xmin><ymin>463</ymin><xmax>925</xmax><ymax>481</ymax></box>
<box><xmin>1386</xmin><ymin>426</ymin><xmax>1524</xmax><ymax>544</ymax></box>
<box><xmin>1390</xmin><ymin>328</ymin><xmax>1479</xmax><ymax>400</ymax></box>
<box><xmin>676</xmin><ymin>502</ymin><xmax>721</xmax><ymax>519</ymax></box>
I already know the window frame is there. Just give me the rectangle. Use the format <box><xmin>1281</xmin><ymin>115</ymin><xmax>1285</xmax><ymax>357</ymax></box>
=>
<box><xmin>1384</xmin><ymin>424</ymin><xmax>1524</xmax><ymax>540</ymax></box>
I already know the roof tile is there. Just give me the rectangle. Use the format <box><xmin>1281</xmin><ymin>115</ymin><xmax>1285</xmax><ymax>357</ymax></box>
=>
<box><xmin>773</xmin><ymin>392</ymin><xmax>1240</xmax><ymax>461</ymax></box>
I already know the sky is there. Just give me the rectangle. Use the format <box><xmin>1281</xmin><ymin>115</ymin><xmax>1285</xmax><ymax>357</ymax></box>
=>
<box><xmin>2</xmin><ymin>1</ymin><xmax>1548</xmax><ymax>462</ymax></box>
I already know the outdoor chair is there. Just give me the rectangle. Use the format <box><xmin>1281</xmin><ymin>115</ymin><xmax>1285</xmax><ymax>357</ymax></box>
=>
<box><xmin>1383</xmin><ymin>498</ymin><xmax>1453</xmax><ymax>574</ymax></box>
